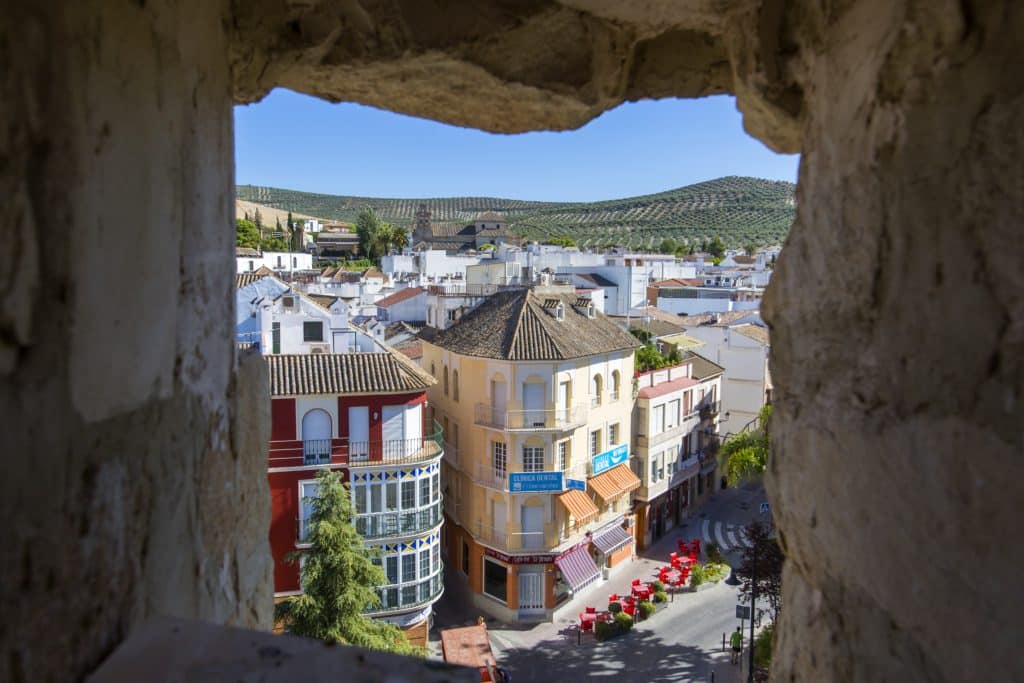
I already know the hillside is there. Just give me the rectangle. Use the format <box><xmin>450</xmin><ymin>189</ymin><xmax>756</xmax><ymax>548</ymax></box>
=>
<box><xmin>236</xmin><ymin>176</ymin><xmax>795</xmax><ymax>249</ymax></box>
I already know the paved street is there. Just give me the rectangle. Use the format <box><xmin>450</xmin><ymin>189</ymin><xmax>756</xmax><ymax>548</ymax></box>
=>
<box><xmin>433</xmin><ymin>483</ymin><xmax>769</xmax><ymax>682</ymax></box>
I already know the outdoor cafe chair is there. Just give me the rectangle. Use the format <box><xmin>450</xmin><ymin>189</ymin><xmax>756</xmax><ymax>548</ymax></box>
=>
<box><xmin>585</xmin><ymin>606</ymin><xmax>596</xmax><ymax>614</ymax></box>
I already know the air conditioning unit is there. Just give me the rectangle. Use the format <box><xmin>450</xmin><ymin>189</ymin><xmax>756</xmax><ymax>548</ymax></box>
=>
<box><xmin>309</xmin><ymin>344</ymin><xmax>330</xmax><ymax>354</ymax></box>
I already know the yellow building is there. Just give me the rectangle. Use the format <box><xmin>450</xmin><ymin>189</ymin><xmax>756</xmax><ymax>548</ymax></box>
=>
<box><xmin>422</xmin><ymin>289</ymin><xmax>642</xmax><ymax>622</ymax></box>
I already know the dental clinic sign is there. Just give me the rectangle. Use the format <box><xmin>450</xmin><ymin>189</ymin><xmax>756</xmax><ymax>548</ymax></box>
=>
<box><xmin>592</xmin><ymin>444</ymin><xmax>629</xmax><ymax>475</ymax></box>
<box><xmin>509</xmin><ymin>471</ymin><xmax>564</xmax><ymax>493</ymax></box>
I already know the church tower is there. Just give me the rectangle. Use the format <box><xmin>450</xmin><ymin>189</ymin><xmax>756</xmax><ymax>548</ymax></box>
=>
<box><xmin>413</xmin><ymin>203</ymin><xmax>432</xmax><ymax>244</ymax></box>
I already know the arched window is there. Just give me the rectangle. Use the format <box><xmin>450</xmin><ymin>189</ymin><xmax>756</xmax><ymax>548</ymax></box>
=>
<box><xmin>443</xmin><ymin>366</ymin><xmax>449</xmax><ymax>396</ymax></box>
<box><xmin>591</xmin><ymin>374</ymin><xmax>603</xmax><ymax>407</ymax></box>
<box><xmin>611</xmin><ymin>370</ymin><xmax>621</xmax><ymax>401</ymax></box>
<box><xmin>301</xmin><ymin>409</ymin><xmax>332</xmax><ymax>464</ymax></box>
<box><xmin>452</xmin><ymin>370</ymin><xmax>460</xmax><ymax>402</ymax></box>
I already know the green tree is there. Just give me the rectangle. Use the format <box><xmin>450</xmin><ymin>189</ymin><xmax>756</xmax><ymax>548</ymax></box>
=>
<box><xmin>356</xmin><ymin>208</ymin><xmax>386</xmax><ymax>259</ymax></box>
<box><xmin>719</xmin><ymin>405</ymin><xmax>772</xmax><ymax>485</ymax></box>
<box><xmin>275</xmin><ymin>470</ymin><xmax>423</xmax><ymax>655</ymax></box>
<box><xmin>658</xmin><ymin>237</ymin><xmax>677</xmax><ymax>254</ymax></box>
<box><xmin>260</xmin><ymin>236</ymin><xmax>289</xmax><ymax>252</ymax></box>
<box><xmin>236</xmin><ymin>219</ymin><xmax>261</xmax><ymax>249</ymax></box>
<box><xmin>542</xmin><ymin>237</ymin><xmax>576</xmax><ymax>248</ymax></box>
<box><xmin>745</xmin><ymin>242</ymin><xmax>758</xmax><ymax>256</ymax></box>
<box><xmin>707</xmin><ymin>235</ymin><xmax>727</xmax><ymax>258</ymax></box>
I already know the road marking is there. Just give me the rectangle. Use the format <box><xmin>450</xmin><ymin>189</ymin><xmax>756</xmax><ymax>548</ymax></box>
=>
<box><xmin>715</xmin><ymin>522</ymin><xmax>729</xmax><ymax>550</ymax></box>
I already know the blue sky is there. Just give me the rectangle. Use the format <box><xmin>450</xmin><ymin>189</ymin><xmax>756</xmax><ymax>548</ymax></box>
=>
<box><xmin>235</xmin><ymin>89</ymin><xmax>798</xmax><ymax>202</ymax></box>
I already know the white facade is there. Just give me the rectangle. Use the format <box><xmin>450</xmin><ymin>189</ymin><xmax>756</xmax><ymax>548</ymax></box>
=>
<box><xmin>377</xmin><ymin>290</ymin><xmax>428</xmax><ymax>323</ymax></box>
<box><xmin>381</xmin><ymin>250</ymin><xmax>485</xmax><ymax>281</ymax></box>
<box><xmin>682</xmin><ymin>324</ymin><xmax>770</xmax><ymax>427</ymax></box>
<box><xmin>236</xmin><ymin>251</ymin><xmax>314</xmax><ymax>273</ymax></box>
<box><xmin>257</xmin><ymin>291</ymin><xmax>380</xmax><ymax>355</ymax></box>
<box><xmin>303</xmin><ymin>219</ymin><xmax>322</xmax><ymax>234</ymax></box>
<box><xmin>657</xmin><ymin>294</ymin><xmax>761</xmax><ymax>316</ymax></box>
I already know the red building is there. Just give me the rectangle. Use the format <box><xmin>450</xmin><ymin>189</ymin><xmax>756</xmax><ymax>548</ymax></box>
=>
<box><xmin>267</xmin><ymin>352</ymin><xmax>444</xmax><ymax>645</ymax></box>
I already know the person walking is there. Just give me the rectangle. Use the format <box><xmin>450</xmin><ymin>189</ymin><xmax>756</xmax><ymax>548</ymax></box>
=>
<box><xmin>730</xmin><ymin>627</ymin><xmax>743</xmax><ymax>664</ymax></box>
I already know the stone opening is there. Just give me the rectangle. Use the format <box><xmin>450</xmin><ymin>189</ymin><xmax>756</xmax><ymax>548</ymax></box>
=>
<box><xmin>3</xmin><ymin>1</ymin><xmax>1020</xmax><ymax>681</ymax></box>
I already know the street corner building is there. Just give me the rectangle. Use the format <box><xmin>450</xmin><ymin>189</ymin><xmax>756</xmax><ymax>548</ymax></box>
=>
<box><xmin>631</xmin><ymin>347</ymin><xmax>726</xmax><ymax>551</ymax></box>
<box><xmin>266</xmin><ymin>350</ymin><xmax>444</xmax><ymax>645</ymax></box>
<box><xmin>420</xmin><ymin>288</ymin><xmax>644</xmax><ymax>622</ymax></box>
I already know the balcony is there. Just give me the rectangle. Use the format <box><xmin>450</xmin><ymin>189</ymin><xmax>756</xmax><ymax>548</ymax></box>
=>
<box><xmin>302</xmin><ymin>438</ymin><xmax>332</xmax><ymax>465</ymax></box>
<box><xmin>474</xmin><ymin>522</ymin><xmax>560</xmax><ymax>552</ymax></box>
<box><xmin>699</xmin><ymin>400</ymin><xmax>721</xmax><ymax>419</ymax></box>
<box><xmin>635</xmin><ymin>413</ymin><xmax>701</xmax><ymax>449</ymax></box>
<box><xmin>367</xmin><ymin>566</ymin><xmax>444</xmax><ymax>616</ymax></box>
<box><xmin>473</xmin><ymin>403</ymin><xmax>587</xmax><ymax>432</ymax></box>
<box><xmin>347</xmin><ymin>420</ymin><xmax>444</xmax><ymax>467</ymax></box>
<box><xmin>299</xmin><ymin>503</ymin><xmax>442</xmax><ymax>544</ymax></box>
<box><xmin>473</xmin><ymin>462</ymin><xmax>510</xmax><ymax>491</ymax></box>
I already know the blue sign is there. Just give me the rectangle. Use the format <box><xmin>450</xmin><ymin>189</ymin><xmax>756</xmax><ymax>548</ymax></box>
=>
<box><xmin>592</xmin><ymin>444</ymin><xmax>629</xmax><ymax>475</ymax></box>
<box><xmin>566</xmin><ymin>479</ymin><xmax>587</xmax><ymax>492</ymax></box>
<box><xmin>509</xmin><ymin>471</ymin><xmax>564</xmax><ymax>493</ymax></box>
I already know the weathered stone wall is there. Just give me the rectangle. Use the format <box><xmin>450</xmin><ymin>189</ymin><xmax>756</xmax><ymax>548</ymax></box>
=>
<box><xmin>763</xmin><ymin>2</ymin><xmax>1024</xmax><ymax>680</ymax></box>
<box><xmin>3</xmin><ymin>0</ymin><xmax>1020</xmax><ymax>680</ymax></box>
<box><xmin>1</xmin><ymin>2</ymin><xmax>271</xmax><ymax>681</ymax></box>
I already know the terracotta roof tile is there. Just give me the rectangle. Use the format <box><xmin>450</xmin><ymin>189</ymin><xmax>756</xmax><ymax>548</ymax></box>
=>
<box><xmin>266</xmin><ymin>351</ymin><xmax>435</xmax><ymax>396</ymax></box>
<box><xmin>423</xmin><ymin>289</ymin><xmax>641</xmax><ymax>361</ymax></box>
<box><xmin>375</xmin><ymin>287</ymin><xmax>425</xmax><ymax>308</ymax></box>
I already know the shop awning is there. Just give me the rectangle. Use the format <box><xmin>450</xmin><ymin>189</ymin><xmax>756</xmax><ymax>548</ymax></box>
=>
<box><xmin>591</xmin><ymin>524</ymin><xmax>633</xmax><ymax>555</ymax></box>
<box><xmin>588</xmin><ymin>463</ymin><xmax>642</xmax><ymax>503</ymax></box>
<box><xmin>556</xmin><ymin>488</ymin><xmax>599</xmax><ymax>525</ymax></box>
<box><xmin>554</xmin><ymin>545</ymin><xmax>601</xmax><ymax>591</ymax></box>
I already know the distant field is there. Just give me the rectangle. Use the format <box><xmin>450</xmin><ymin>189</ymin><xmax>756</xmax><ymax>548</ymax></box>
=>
<box><xmin>236</xmin><ymin>176</ymin><xmax>796</xmax><ymax>249</ymax></box>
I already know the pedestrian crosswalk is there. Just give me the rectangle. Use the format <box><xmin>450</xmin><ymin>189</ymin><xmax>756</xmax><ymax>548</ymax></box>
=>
<box><xmin>701</xmin><ymin>519</ymin><xmax>754</xmax><ymax>552</ymax></box>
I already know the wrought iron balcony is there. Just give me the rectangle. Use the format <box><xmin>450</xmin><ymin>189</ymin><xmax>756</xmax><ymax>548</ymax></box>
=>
<box><xmin>473</xmin><ymin>403</ymin><xmax>587</xmax><ymax>431</ymax></box>
<box><xmin>347</xmin><ymin>420</ymin><xmax>445</xmax><ymax>467</ymax></box>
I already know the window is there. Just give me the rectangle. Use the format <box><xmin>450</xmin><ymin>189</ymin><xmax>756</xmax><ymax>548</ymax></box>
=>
<box><xmin>483</xmin><ymin>557</ymin><xmax>508</xmax><ymax>603</ymax></box>
<box><xmin>385</xmin><ymin>555</ymin><xmax>399</xmax><ymax>584</ymax></box>
<box><xmin>492</xmin><ymin>442</ymin><xmax>507</xmax><ymax>480</ymax></box>
<box><xmin>447</xmin><ymin>309</ymin><xmax>458</xmax><ymax>322</ymax></box>
<box><xmin>608</xmin><ymin>423</ymin><xmax>619</xmax><ymax>446</ymax></box>
<box><xmin>443</xmin><ymin>366</ymin><xmax>449</xmax><ymax>396</ymax></box>
<box><xmin>590</xmin><ymin>430</ymin><xmax>601</xmax><ymax>457</ymax></box>
<box><xmin>684</xmin><ymin>391</ymin><xmax>693</xmax><ymax>415</ymax></box>
<box><xmin>591</xmin><ymin>374</ymin><xmax>603</xmax><ymax>406</ymax></box>
<box><xmin>303</xmin><ymin>321</ymin><xmax>324</xmax><ymax>342</ymax></box>
<box><xmin>401</xmin><ymin>481</ymin><xmax>416</xmax><ymax>510</ymax></box>
<box><xmin>452</xmin><ymin>370</ymin><xmax>460</xmax><ymax>401</ymax></box>
<box><xmin>292</xmin><ymin>256</ymin><xmax>297</xmax><ymax>268</ymax></box>
<box><xmin>558</xmin><ymin>441</ymin><xmax>568</xmax><ymax>471</ymax></box>
<box><xmin>248</xmin><ymin>260</ymin><xmax>254</xmax><ymax>271</ymax></box>
<box><xmin>611</xmin><ymin>370</ymin><xmax>621</xmax><ymax>400</ymax></box>
<box><xmin>419</xmin><ymin>478</ymin><xmax>430</xmax><ymax>507</ymax></box>
<box><xmin>419</xmin><ymin>549</ymin><xmax>431</xmax><ymax>579</ymax></box>
<box><xmin>650</xmin><ymin>459</ymin><xmax>657</xmax><ymax>484</ymax></box>
<box><xmin>385</xmin><ymin>482</ymin><xmax>397</xmax><ymax>511</ymax></box>
<box><xmin>667</xmin><ymin>399</ymin><xmax>680</xmax><ymax>429</ymax></box>
<box><xmin>432</xmin><ymin>472</ymin><xmax>440</xmax><ymax>502</ymax></box>
<box><xmin>461</xmin><ymin>540</ymin><xmax>469</xmax><ymax>575</ymax></box>
<box><xmin>652</xmin><ymin>404</ymin><xmax>666</xmax><ymax>435</ymax></box>
<box><xmin>354</xmin><ymin>486</ymin><xmax>367</xmax><ymax>514</ymax></box>
<box><xmin>402</xmin><ymin>553</ymin><xmax>417</xmax><ymax>582</ymax></box>
<box><xmin>430</xmin><ymin>362</ymin><xmax>436</xmax><ymax>378</ymax></box>
<box><xmin>369</xmin><ymin>483</ymin><xmax>382</xmax><ymax>513</ymax></box>
<box><xmin>523</xmin><ymin>446</ymin><xmax>544</xmax><ymax>472</ymax></box>
<box><xmin>276</xmin><ymin>256</ymin><xmax>283</xmax><ymax>268</ymax></box>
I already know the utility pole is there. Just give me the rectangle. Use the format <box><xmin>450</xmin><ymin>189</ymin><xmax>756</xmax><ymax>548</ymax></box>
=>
<box><xmin>748</xmin><ymin>540</ymin><xmax>757</xmax><ymax>683</ymax></box>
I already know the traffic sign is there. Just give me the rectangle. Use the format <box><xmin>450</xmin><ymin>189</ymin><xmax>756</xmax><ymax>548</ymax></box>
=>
<box><xmin>735</xmin><ymin>605</ymin><xmax>751</xmax><ymax>620</ymax></box>
<box><xmin>759</xmin><ymin>502</ymin><xmax>770</xmax><ymax>515</ymax></box>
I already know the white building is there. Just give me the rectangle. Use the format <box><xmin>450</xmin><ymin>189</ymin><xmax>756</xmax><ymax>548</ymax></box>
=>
<box><xmin>375</xmin><ymin>287</ymin><xmax>428</xmax><ymax>323</ymax></box>
<box><xmin>676</xmin><ymin>312</ymin><xmax>771</xmax><ymax>427</ymax></box>
<box><xmin>236</xmin><ymin>249</ymin><xmax>314</xmax><ymax>274</ymax></box>
<box><xmin>381</xmin><ymin>249</ymin><xmax>485</xmax><ymax>281</ymax></box>
<box><xmin>303</xmin><ymin>219</ymin><xmax>322</xmax><ymax>234</ymax></box>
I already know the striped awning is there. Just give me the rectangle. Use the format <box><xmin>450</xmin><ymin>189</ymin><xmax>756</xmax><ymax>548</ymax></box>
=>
<box><xmin>554</xmin><ymin>545</ymin><xmax>601</xmax><ymax>591</ymax></box>
<box><xmin>588</xmin><ymin>463</ymin><xmax>641</xmax><ymax>503</ymax></box>
<box><xmin>591</xmin><ymin>524</ymin><xmax>633</xmax><ymax>555</ymax></box>
<box><xmin>556</xmin><ymin>488</ymin><xmax>599</xmax><ymax>525</ymax></box>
